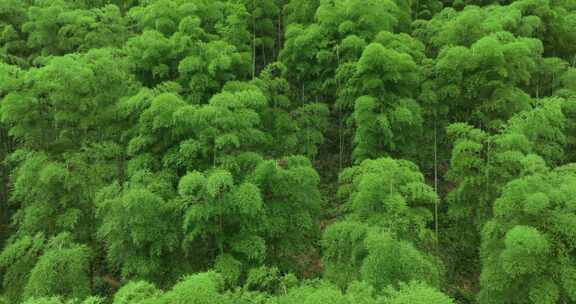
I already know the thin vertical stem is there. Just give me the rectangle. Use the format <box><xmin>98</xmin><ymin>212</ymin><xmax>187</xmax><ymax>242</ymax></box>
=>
<box><xmin>434</xmin><ymin>113</ymin><xmax>439</xmax><ymax>247</ymax></box>
<box><xmin>336</xmin><ymin>45</ymin><xmax>344</xmax><ymax>171</ymax></box>
<box><xmin>277</xmin><ymin>10</ymin><xmax>282</xmax><ymax>55</ymax></box>
<box><xmin>213</xmin><ymin>139</ymin><xmax>217</xmax><ymax>168</ymax></box>
<box><xmin>252</xmin><ymin>0</ymin><xmax>256</xmax><ymax>79</ymax></box>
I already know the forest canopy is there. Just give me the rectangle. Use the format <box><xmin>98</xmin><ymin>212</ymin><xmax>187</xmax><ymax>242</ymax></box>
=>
<box><xmin>1</xmin><ymin>0</ymin><xmax>576</xmax><ymax>303</ymax></box>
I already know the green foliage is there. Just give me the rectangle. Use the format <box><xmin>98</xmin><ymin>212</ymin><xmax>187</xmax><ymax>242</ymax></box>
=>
<box><xmin>266</xmin><ymin>278</ymin><xmax>455</xmax><ymax>304</ymax></box>
<box><xmin>479</xmin><ymin>164</ymin><xmax>576</xmax><ymax>303</ymax></box>
<box><xmin>331</xmin><ymin>33</ymin><xmax>426</xmax><ymax>162</ymax></box>
<box><xmin>447</xmin><ymin>98</ymin><xmax>568</xmax><ymax>228</ymax></box>
<box><xmin>0</xmin><ymin>0</ymin><xmax>29</xmax><ymax>65</ymax></box>
<box><xmin>284</xmin><ymin>0</ymin><xmax>319</xmax><ymax>24</ymax></box>
<box><xmin>323</xmin><ymin>157</ymin><xmax>440</xmax><ymax>290</ymax></box>
<box><xmin>322</xmin><ymin>222</ymin><xmax>441</xmax><ymax>291</ymax></box>
<box><xmin>23</xmin><ymin>234</ymin><xmax>92</xmax><ymax>301</ymax></box>
<box><xmin>383</xmin><ymin>281</ymin><xmax>454</xmax><ymax>304</ymax></box>
<box><xmin>321</xmin><ymin>220</ymin><xmax>368</xmax><ymax>287</ymax></box>
<box><xmin>269</xmin><ymin>280</ymin><xmax>369</xmax><ymax>304</ymax></box>
<box><xmin>247</xmin><ymin>156</ymin><xmax>323</xmax><ymax>271</ymax></box>
<box><xmin>414</xmin><ymin>0</ymin><xmax>576</xmax><ymax>58</ymax></box>
<box><xmin>0</xmin><ymin>48</ymin><xmax>136</xmax><ymax>152</ymax></box>
<box><xmin>361</xmin><ymin>231</ymin><xmax>441</xmax><ymax>291</ymax></box>
<box><xmin>124</xmin><ymin>0</ymin><xmax>252</xmax><ymax>91</ymax></box>
<box><xmin>2</xmin><ymin>0</ymin><xmax>576</xmax><ymax>303</ymax></box>
<box><xmin>338</xmin><ymin>157</ymin><xmax>437</xmax><ymax>241</ymax></box>
<box><xmin>351</xmin><ymin>43</ymin><xmax>422</xmax><ymax>159</ymax></box>
<box><xmin>96</xmin><ymin>173</ymin><xmax>182</xmax><ymax>282</ymax></box>
<box><xmin>178</xmin><ymin>155</ymin><xmax>322</xmax><ymax>274</ymax></box>
<box><xmin>178</xmin><ymin>40</ymin><xmax>250</xmax><ymax>102</ymax></box>
<box><xmin>444</xmin><ymin>97</ymin><xmax>572</xmax><ymax>297</ymax></box>
<box><xmin>0</xmin><ymin>233</ymin><xmax>91</xmax><ymax>302</ymax></box>
<box><xmin>113</xmin><ymin>281</ymin><xmax>160</xmax><ymax>304</ymax></box>
<box><xmin>156</xmin><ymin>272</ymin><xmax>228</xmax><ymax>304</ymax></box>
<box><xmin>125</xmin><ymin>82</ymin><xmax>327</xmax><ymax>174</ymax></box>
<box><xmin>315</xmin><ymin>0</ymin><xmax>400</xmax><ymax>38</ymax></box>
<box><xmin>128</xmin><ymin>0</ymin><xmax>251</xmax><ymax>48</ymax></box>
<box><xmin>0</xmin><ymin>233</ymin><xmax>45</xmax><ymax>302</ymax></box>
<box><xmin>432</xmin><ymin>32</ymin><xmax>542</xmax><ymax>129</ymax></box>
<box><xmin>108</xmin><ymin>272</ymin><xmax>455</xmax><ymax>304</ymax></box>
<box><xmin>280</xmin><ymin>24</ymin><xmax>329</xmax><ymax>99</ymax></box>
<box><xmin>243</xmin><ymin>266</ymin><xmax>296</xmax><ymax>295</ymax></box>
<box><xmin>252</xmin><ymin>63</ymin><xmax>330</xmax><ymax>158</ymax></box>
<box><xmin>22</xmin><ymin>2</ymin><xmax>128</xmax><ymax>56</ymax></box>
<box><xmin>280</xmin><ymin>0</ymin><xmax>409</xmax><ymax>103</ymax></box>
<box><xmin>22</xmin><ymin>297</ymin><xmax>104</xmax><ymax>304</ymax></box>
<box><xmin>242</xmin><ymin>0</ymin><xmax>281</xmax><ymax>69</ymax></box>
<box><xmin>112</xmin><ymin>272</ymin><xmax>228</xmax><ymax>304</ymax></box>
<box><xmin>125</xmin><ymin>88</ymin><xmax>268</xmax><ymax>173</ymax></box>
<box><xmin>180</xmin><ymin>168</ymin><xmax>266</xmax><ymax>263</ymax></box>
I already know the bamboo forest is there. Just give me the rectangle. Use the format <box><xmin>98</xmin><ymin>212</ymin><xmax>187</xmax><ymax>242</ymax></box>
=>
<box><xmin>1</xmin><ymin>0</ymin><xmax>576</xmax><ymax>303</ymax></box>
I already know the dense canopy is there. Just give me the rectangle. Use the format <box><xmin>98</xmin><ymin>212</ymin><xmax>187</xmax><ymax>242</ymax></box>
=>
<box><xmin>1</xmin><ymin>0</ymin><xmax>576</xmax><ymax>303</ymax></box>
